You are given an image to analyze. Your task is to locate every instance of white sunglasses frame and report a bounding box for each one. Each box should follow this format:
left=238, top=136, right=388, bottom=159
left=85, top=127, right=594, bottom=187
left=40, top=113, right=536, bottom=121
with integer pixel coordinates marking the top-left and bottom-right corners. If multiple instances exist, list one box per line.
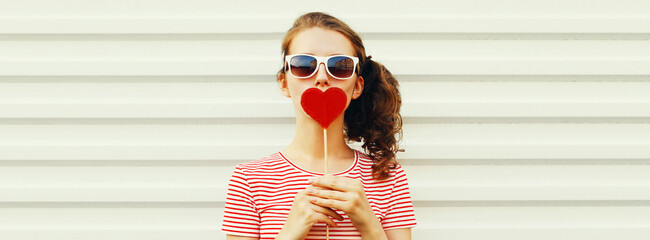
left=285, top=54, right=360, bottom=80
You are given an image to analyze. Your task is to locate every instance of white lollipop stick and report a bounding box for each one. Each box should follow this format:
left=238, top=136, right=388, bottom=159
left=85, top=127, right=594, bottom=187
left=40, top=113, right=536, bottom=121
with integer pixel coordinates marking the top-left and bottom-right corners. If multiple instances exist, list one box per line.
left=324, top=128, right=328, bottom=174
left=323, top=128, right=329, bottom=239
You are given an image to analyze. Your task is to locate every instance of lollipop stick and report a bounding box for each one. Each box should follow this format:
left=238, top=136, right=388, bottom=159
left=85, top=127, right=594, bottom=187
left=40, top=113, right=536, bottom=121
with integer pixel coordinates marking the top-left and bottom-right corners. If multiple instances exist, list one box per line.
left=323, top=128, right=328, bottom=174
left=323, top=128, right=329, bottom=239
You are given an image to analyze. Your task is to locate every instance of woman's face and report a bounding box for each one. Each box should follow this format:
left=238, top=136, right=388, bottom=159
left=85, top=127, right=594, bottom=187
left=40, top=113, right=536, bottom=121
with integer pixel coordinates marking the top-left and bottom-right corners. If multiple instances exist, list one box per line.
left=279, top=27, right=364, bottom=121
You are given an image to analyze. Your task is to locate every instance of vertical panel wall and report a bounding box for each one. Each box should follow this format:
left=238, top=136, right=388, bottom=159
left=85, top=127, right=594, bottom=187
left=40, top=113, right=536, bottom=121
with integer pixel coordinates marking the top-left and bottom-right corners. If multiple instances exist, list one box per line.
left=1, top=0, right=649, bottom=239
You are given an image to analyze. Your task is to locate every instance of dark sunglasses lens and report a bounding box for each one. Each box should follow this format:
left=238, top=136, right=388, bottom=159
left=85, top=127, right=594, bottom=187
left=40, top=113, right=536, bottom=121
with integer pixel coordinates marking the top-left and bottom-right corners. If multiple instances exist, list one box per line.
left=328, top=56, right=355, bottom=78
left=290, top=55, right=317, bottom=77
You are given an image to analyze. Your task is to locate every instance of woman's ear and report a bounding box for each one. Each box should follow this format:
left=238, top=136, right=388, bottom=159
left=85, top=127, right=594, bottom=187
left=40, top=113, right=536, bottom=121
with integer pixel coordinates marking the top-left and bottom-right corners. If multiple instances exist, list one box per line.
left=278, top=73, right=291, bottom=98
left=352, top=76, right=364, bottom=99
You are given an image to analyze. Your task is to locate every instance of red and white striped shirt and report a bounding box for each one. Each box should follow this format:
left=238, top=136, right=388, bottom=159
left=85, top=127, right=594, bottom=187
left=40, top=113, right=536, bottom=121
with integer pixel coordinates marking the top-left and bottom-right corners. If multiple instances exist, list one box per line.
left=222, top=150, right=417, bottom=239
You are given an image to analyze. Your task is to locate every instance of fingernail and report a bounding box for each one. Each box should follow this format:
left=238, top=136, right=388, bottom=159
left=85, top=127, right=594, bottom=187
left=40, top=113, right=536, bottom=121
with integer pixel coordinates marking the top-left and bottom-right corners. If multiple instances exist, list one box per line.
left=307, top=178, right=314, bottom=183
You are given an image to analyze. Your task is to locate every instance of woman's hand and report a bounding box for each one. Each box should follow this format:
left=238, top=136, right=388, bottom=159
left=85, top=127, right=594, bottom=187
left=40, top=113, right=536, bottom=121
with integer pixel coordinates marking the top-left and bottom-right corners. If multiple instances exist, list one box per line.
left=276, top=186, right=344, bottom=240
left=306, top=175, right=387, bottom=239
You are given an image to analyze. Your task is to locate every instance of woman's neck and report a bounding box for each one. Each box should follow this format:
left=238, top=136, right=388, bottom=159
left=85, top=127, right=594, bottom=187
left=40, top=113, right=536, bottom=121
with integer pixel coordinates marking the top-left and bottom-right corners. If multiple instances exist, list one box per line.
left=283, top=114, right=354, bottom=172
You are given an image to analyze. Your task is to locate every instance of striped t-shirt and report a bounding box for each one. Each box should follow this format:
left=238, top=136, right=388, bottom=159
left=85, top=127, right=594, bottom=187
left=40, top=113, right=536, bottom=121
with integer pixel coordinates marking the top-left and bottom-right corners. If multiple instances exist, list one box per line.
left=222, top=150, right=417, bottom=239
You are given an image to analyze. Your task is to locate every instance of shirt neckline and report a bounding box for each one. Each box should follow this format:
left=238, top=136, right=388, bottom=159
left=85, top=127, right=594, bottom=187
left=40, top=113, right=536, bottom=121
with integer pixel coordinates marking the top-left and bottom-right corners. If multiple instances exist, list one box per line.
left=278, top=150, right=359, bottom=176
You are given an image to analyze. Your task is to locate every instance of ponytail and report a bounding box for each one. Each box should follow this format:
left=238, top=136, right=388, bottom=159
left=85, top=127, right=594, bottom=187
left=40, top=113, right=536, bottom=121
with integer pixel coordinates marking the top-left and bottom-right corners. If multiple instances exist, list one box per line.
left=345, top=57, right=403, bottom=180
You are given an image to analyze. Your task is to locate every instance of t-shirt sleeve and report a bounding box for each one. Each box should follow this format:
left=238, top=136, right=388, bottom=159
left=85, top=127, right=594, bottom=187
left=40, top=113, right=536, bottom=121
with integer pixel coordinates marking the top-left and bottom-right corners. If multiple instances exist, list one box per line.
left=381, top=164, right=417, bottom=229
left=221, top=165, right=260, bottom=237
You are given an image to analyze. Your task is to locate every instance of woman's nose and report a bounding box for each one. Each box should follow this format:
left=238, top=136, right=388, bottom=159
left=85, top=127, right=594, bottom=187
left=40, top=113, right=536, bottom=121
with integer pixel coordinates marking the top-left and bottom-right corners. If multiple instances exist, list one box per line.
left=313, top=63, right=330, bottom=86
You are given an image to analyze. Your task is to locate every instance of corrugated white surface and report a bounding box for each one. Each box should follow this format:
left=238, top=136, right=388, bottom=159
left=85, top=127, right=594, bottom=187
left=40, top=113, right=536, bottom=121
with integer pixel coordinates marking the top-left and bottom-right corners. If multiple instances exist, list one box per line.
left=1, top=0, right=649, bottom=239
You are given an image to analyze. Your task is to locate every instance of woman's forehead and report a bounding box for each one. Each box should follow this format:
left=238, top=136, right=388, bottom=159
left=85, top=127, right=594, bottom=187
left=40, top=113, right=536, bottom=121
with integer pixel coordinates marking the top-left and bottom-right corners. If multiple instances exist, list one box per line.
left=288, top=27, right=355, bottom=56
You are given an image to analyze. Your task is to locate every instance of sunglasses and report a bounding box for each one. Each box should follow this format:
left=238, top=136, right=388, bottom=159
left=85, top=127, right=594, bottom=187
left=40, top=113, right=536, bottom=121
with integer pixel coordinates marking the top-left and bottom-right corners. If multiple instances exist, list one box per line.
left=285, top=54, right=359, bottom=80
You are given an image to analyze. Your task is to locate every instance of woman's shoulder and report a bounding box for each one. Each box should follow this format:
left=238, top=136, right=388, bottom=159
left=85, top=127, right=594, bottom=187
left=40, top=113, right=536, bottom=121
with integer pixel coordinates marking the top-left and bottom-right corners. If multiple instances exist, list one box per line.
left=233, top=151, right=287, bottom=172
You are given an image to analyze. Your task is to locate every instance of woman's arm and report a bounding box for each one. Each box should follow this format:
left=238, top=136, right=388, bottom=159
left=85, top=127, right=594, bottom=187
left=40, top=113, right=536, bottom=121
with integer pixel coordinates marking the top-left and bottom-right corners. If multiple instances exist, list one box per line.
left=226, top=235, right=259, bottom=240
left=385, top=228, right=412, bottom=240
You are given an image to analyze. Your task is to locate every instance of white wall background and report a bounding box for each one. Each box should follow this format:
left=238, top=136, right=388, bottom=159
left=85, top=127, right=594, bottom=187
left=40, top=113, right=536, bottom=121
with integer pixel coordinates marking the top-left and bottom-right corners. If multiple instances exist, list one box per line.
left=1, top=0, right=650, bottom=239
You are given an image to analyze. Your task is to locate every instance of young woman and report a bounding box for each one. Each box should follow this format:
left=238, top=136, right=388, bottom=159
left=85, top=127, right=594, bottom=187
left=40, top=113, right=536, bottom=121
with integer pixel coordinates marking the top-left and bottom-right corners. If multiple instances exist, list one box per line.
left=222, top=12, right=416, bottom=240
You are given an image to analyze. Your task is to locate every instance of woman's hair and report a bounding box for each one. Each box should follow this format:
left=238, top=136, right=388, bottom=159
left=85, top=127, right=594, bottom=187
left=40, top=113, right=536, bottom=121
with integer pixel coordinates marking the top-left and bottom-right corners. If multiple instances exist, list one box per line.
left=277, top=12, right=403, bottom=180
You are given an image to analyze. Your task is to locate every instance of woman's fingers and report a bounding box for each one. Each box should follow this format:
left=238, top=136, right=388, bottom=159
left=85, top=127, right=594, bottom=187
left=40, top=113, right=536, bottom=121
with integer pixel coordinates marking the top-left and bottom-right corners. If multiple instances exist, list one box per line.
left=307, top=176, right=370, bottom=215
left=294, top=189, right=344, bottom=227
left=307, top=186, right=347, bottom=201
left=315, top=214, right=338, bottom=228
left=311, top=204, right=344, bottom=221
left=309, top=175, right=363, bottom=192
left=310, top=196, right=345, bottom=211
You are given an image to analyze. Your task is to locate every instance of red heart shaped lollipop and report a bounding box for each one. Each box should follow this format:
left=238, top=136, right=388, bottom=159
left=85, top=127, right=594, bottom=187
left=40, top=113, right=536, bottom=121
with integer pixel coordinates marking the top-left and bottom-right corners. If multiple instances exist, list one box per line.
left=300, top=87, right=347, bottom=129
